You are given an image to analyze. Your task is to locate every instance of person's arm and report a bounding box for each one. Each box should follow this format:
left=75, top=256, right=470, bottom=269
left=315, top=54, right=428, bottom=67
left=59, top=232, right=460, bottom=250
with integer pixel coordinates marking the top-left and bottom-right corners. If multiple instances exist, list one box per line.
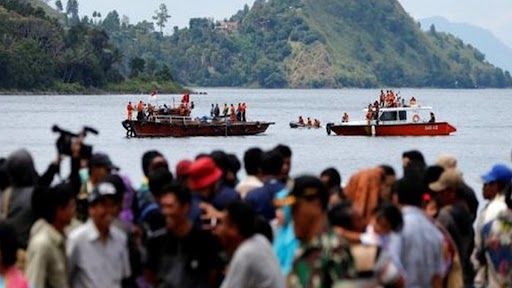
left=38, top=155, right=61, bottom=187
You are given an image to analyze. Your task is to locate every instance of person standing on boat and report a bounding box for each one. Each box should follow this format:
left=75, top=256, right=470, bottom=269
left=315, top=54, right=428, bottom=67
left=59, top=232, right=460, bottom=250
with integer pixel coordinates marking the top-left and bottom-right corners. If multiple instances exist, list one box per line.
left=210, top=104, right=215, bottom=117
left=306, top=117, right=312, bottom=127
left=380, top=90, right=385, bottom=107
left=214, top=104, right=220, bottom=118
left=241, top=103, right=247, bottom=122
left=429, top=112, right=436, bottom=123
left=236, top=103, right=242, bottom=121
left=223, top=104, right=229, bottom=117
left=229, top=104, right=236, bottom=122
left=126, top=102, right=134, bottom=120
left=137, top=100, right=144, bottom=121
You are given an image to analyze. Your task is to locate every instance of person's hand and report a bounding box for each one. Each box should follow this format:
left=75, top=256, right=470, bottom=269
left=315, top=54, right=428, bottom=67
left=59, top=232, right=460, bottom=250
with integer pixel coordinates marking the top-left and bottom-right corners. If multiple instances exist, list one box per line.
left=199, top=202, right=224, bottom=230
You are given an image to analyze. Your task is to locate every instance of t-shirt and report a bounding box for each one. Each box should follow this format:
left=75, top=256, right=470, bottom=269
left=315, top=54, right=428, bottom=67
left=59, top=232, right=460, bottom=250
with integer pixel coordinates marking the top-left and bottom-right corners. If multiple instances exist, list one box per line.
left=221, top=234, right=284, bottom=288
left=245, top=179, right=285, bottom=221
left=146, top=228, right=224, bottom=288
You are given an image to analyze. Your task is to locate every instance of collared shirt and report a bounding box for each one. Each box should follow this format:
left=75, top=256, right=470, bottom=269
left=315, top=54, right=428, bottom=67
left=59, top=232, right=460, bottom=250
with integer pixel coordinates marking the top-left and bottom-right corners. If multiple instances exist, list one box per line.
left=26, top=219, right=69, bottom=288
left=236, top=175, right=263, bottom=198
left=395, top=206, right=444, bottom=288
left=287, top=228, right=356, bottom=288
left=221, top=234, right=284, bottom=288
left=67, top=220, right=131, bottom=288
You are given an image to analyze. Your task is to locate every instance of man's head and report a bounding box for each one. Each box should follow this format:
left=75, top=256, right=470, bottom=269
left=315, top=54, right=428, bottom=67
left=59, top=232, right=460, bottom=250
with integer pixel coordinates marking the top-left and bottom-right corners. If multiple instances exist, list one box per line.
left=187, top=157, right=222, bottom=199
left=402, top=150, right=425, bottom=169
left=290, top=176, right=329, bottom=241
left=88, top=182, right=120, bottom=235
left=261, top=150, right=284, bottom=178
left=32, top=183, right=76, bottom=228
left=148, top=168, right=174, bottom=201
left=393, top=177, right=424, bottom=207
left=320, top=168, right=342, bottom=205
left=429, top=169, right=462, bottom=207
left=159, top=182, right=191, bottom=233
left=273, top=145, right=292, bottom=182
left=88, top=153, right=118, bottom=184
left=244, top=147, right=263, bottom=177
left=481, top=164, right=512, bottom=200
left=379, top=165, right=396, bottom=201
left=210, top=151, right=240, bottom=188
left=141, top=150, right=167, bottom=177
left=214, top=201, right=256, bottom=256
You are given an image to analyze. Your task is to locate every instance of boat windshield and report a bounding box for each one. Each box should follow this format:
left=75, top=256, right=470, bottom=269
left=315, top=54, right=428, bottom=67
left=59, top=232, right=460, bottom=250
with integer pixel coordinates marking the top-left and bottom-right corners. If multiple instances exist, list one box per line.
left=379, top=110, right=407, bottom=121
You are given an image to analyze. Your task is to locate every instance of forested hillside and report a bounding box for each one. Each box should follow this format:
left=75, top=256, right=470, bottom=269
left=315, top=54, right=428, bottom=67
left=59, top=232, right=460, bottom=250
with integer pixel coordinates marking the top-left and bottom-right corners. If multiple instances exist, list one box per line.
left=106, top=0, right=512, bottom=88
left=0, top=0, right=181, bottom=93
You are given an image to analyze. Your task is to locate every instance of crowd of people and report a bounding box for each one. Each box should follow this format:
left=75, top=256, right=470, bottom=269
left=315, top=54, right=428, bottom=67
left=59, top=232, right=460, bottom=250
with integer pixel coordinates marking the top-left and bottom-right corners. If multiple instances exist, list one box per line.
left=0, top=137, right=511, bottom=288
left=126, top=93, right=194, bottom=121
left=210, top=103, right=248, bottom=122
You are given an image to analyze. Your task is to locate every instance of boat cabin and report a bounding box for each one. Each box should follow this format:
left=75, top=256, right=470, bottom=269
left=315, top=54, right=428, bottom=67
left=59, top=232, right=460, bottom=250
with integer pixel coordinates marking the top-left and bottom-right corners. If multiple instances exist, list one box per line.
left=365, top=106, right=434, bottom=124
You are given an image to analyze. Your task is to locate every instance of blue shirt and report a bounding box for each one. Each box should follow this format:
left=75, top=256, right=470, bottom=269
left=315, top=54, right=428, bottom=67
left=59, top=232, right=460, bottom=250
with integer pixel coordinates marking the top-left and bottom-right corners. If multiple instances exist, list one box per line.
left=393, top=206, right=444, bottom=288
left=245, top=179, right=285, bottom=221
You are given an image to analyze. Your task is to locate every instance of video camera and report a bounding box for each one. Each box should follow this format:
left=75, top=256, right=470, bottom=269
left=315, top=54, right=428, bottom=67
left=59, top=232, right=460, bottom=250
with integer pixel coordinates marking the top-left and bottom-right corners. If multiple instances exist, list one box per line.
left=52, top=125, right=99, bottom=159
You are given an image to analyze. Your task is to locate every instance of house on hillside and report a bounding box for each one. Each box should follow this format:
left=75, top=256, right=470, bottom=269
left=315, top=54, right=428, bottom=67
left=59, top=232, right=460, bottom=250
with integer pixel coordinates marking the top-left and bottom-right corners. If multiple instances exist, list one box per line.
left=216, top=20, right=239, bottom=33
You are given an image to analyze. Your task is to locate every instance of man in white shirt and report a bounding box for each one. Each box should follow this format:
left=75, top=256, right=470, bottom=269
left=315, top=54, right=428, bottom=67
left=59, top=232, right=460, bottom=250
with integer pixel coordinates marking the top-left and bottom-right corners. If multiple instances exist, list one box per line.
left=236, top=148, right=264, bottom=198
left=67, top=182, right=130, bottom=288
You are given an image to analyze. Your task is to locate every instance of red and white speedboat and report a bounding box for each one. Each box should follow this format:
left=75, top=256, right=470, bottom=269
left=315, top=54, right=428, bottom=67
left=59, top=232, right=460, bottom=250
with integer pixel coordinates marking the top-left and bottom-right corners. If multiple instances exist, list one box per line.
left=326, top=106, right=456, bottom=136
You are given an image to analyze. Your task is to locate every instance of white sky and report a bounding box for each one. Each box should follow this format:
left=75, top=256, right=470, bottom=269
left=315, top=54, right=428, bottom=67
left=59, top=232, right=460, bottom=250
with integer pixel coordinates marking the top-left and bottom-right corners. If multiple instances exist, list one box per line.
left=75, top=0, right=512, bottom=47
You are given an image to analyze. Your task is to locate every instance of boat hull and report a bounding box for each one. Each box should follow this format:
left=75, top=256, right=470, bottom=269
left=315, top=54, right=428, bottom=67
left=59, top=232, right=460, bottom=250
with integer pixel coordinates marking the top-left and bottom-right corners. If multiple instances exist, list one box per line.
left=328, top=122, right=456, bottom=136
left=122, top=120, right=274, bottom=137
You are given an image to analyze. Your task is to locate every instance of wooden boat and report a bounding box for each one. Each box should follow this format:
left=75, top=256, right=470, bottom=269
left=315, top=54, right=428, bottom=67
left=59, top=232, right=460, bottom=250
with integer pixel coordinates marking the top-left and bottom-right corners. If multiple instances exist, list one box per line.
left=326, top=106, right=456, bottom=136
left=122, top=116, right=274, bottom=138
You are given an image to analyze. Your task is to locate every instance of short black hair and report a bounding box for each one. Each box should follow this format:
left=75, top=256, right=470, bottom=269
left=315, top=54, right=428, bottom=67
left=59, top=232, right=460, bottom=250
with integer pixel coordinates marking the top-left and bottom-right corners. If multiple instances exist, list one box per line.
left=142, top=150, right=164, bottom=177
left=226, top=154, right=241, bottom=174
left=244, top=148, right=263, bottom=176
left=148, top=168, right=174, bottom=199
left=379, top=165, right=396, bottom=177
left=274, top=144, right=292, bottom=159
left=373, top=203, right=403, bottom=232
left=402, top=150, right=426, bottom=166
left=393, top=177, right=424, bottom=207
left=292, top=175, right=329, bottom=211
left=320, top=167, right=341, bottom=189
left=424, top=165, right=444, bottom=186
left=328, top=200, right=354, bottom=230
left=160, top=182, right=191, bottom=205
left=0, top=222, right=19, bottom=267
left=32, top=183, right=75, bottom=223
left=261, top=150, right=283, bottom=176
left=226, top=201, right=256, bottom=238
left=210, top=150, right=229, bottom=172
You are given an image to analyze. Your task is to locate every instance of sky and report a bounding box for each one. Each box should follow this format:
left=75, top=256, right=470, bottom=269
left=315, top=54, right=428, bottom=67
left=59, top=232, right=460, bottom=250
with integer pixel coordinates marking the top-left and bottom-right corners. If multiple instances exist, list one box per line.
left=75, top=0, right=512, bottom=47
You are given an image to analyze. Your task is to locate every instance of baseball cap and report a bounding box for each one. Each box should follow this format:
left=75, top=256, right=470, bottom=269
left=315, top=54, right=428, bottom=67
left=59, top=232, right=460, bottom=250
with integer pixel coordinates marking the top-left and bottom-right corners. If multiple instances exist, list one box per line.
left=176, top=159, right=193, bottom=177
left=481, top=164, right=512, bottom=184
left=88, top=182, right=118, bottom=203
left=436, top=154, right=457, bottom=170
left=187, top=157, right=222, bottom=190
left=89, top=153, right=119, bottom=170
left=429, top=169, right=462, bottom=192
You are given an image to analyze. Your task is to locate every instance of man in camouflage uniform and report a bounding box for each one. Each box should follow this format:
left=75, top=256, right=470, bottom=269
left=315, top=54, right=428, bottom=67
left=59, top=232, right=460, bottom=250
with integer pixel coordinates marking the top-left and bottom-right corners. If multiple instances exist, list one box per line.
left=286, top=176, right=356, bottom=288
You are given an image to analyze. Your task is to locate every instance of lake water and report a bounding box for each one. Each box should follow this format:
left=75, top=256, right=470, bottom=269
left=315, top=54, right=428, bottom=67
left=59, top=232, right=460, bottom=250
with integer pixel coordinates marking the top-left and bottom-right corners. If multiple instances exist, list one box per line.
left=1, top=88, right=511, bottom=202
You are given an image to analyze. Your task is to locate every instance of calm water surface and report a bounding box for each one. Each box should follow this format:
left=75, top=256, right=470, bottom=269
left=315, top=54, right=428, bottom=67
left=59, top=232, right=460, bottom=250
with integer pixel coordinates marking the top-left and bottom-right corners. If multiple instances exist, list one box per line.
left=1, top=89, right=511, bottom=202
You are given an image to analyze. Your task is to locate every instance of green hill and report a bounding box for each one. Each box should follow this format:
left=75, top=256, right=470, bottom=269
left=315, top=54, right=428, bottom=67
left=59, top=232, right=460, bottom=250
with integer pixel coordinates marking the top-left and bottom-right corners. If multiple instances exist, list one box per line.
left=0, top=0, right=182, bottom=93
left=119, top=0, right=509, bottom=88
